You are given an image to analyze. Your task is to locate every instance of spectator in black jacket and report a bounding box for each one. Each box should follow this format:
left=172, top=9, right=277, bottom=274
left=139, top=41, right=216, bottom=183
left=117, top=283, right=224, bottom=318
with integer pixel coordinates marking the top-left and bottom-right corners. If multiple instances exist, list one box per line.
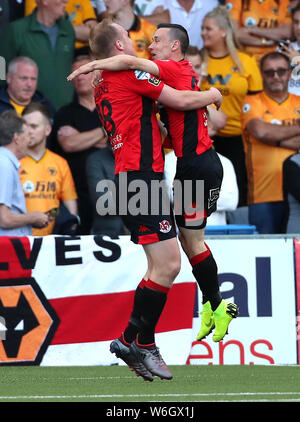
left=0, top=56, right=55, bottom=119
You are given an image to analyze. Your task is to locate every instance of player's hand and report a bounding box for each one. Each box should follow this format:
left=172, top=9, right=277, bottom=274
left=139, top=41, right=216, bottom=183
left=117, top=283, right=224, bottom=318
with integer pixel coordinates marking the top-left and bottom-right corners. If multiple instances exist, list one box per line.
left=92, top=70, right=102, bottom=88
left=67, top=62, right=95, bottom=81
left=209, top=87, right=222, bottom=110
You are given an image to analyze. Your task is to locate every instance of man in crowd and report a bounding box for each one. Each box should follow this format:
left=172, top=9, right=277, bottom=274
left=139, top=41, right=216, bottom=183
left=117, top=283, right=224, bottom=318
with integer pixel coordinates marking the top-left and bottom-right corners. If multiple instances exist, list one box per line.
left=0, top=0, right=75, bottom=110
left=0, top=110, right=50, bottom=236
left=242, top=51, right=300, bottom=233
left=0, top=56, right=55, bottom=118
left=20, top=103, right=78, bottom=236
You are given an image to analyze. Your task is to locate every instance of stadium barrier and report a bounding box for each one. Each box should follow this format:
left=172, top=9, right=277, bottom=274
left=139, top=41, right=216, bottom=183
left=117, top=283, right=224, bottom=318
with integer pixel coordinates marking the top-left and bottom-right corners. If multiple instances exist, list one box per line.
left=0, top=234, right=298, bottom=366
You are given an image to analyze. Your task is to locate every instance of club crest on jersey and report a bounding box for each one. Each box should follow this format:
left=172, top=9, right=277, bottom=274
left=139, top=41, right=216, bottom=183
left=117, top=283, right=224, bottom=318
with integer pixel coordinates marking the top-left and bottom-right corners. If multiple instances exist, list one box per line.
left=159, top=220, right=172, bottom=233
left=48, top=167, right=57, bottom=176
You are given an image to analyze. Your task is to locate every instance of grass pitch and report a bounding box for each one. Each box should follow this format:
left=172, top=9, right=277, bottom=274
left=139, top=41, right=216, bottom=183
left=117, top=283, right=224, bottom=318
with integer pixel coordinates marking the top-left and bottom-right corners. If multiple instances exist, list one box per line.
left=0, top=364, right=299, bottom=402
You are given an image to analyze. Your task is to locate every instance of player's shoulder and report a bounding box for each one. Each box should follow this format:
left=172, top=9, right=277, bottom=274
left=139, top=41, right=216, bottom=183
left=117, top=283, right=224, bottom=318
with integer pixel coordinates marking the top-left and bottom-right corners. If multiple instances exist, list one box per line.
left=156, top=58, right=191, bottom=72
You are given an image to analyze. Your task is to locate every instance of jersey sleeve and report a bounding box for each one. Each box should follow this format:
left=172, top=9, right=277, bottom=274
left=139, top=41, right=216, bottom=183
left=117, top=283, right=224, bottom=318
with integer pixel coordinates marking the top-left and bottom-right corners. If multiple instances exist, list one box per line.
left=241, top=95, right=264, bottom=130
left=154, top=60, right=177, bottom=84
left=128, top=70, right=164, bottom=100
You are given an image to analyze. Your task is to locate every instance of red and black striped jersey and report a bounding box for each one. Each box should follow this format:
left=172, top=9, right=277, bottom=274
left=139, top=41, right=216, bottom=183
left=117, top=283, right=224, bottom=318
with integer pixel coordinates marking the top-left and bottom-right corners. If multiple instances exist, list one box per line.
left=94, top=69, right=165, bottom=174
left=155, top=59, right=213, bottom=158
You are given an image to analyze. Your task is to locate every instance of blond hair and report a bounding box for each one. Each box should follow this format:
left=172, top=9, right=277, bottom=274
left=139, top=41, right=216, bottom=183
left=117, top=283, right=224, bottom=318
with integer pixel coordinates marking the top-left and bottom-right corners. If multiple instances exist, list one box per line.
left=89, top=19, right=119, bottom=59
left=202, top=6, right=244, bottom=74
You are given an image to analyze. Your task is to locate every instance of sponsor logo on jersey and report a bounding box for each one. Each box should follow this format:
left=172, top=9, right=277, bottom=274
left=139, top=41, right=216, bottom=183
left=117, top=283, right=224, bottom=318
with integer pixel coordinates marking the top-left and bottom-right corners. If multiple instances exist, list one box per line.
left=270, top=119, right=282, bottom=125
left=135, top=70, right=150, bottom=80
left=134, top=70, right=161, bottom=87
left=243, top=103, right=251, bottom=113
left=245, top=17, right=257, bottom=27
left=23, top=180, right=35, bottom=193
left=207, top=74, right=232, bottom=85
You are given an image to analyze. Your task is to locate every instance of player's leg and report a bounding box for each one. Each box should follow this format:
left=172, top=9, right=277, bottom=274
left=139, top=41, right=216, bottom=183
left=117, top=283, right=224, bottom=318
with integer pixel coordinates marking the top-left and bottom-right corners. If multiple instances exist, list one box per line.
left=179, top=225, right=238, bottom=342
left=111, top=171, right=179, bottom=379
left=175, top=149, right=238, bottom=341
left=178, top=226, right=219, bottom=340
left=128, top=237, right=180, bottom=380
left=121, top=236, right=180, bottom=345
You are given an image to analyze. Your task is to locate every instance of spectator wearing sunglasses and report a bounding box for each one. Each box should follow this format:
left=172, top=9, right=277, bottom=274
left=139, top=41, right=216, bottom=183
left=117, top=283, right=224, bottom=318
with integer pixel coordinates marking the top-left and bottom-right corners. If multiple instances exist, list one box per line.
left=241, top=51, right=300, bottom=234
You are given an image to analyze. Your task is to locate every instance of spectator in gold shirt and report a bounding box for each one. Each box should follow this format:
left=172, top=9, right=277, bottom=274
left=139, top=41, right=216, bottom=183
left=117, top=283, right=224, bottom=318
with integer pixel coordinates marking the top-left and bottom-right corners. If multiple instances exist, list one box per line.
left=20, top=103, right=78, bottom=236
left=242, top=51, right=300, bottom=233
left=200, top=5, right=263, bottom=209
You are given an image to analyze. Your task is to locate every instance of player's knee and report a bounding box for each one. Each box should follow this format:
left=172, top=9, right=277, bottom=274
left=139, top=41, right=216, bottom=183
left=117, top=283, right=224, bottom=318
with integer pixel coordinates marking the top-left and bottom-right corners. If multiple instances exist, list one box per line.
left=165, top=250, right=181, bottom=281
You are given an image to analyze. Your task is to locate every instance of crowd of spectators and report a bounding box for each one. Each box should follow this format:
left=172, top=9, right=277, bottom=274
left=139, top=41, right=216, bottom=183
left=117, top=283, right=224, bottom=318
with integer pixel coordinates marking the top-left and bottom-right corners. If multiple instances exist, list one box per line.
left=0, top=0, right=300, bottom=236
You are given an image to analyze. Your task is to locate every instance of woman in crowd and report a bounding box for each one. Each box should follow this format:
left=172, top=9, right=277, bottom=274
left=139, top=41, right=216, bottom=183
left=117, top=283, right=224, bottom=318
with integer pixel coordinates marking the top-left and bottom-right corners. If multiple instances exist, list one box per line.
left=200, top=6, right=263, bottom=210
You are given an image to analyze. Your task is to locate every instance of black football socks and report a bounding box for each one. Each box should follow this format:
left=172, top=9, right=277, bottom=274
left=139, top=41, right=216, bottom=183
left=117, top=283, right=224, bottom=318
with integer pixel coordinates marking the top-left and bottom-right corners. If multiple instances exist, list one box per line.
left=190, top=243, right=222, bottom=311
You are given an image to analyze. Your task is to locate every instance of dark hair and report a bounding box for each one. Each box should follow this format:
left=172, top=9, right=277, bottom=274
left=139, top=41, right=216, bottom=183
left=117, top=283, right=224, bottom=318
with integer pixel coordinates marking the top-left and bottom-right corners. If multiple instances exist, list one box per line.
left=157, top=23, right=190, bottom=54
left=22, top=102, right=51, bottom=124
left=186, top=45, right=202, bottom=57
left=260, top=51, right=291, bottom=70
left=0, top=110, right=25, bottom=146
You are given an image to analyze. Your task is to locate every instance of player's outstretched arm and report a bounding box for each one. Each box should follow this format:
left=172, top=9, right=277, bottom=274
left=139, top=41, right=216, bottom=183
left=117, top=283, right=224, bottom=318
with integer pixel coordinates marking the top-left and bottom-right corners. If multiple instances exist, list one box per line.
left=67, top=55, right=159, bottom=81
left=159, top=86, right=222, bottom=111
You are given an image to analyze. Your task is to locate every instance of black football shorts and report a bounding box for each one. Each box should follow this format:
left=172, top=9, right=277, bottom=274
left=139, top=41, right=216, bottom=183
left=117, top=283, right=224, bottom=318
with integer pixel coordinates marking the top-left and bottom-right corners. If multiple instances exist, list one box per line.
left=173, top=148, right=223, bottom=230
left=115, top=171, right=176, bottom=244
